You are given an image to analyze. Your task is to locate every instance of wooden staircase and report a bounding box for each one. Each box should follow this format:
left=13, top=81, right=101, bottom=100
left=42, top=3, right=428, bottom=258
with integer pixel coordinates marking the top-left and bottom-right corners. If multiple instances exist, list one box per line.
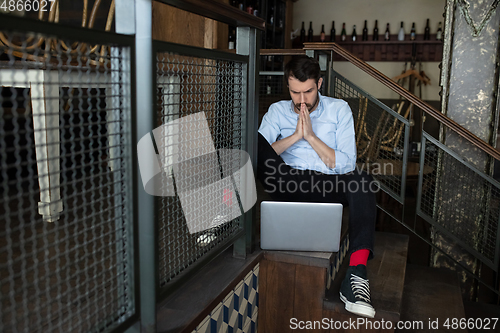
left=259, top=231, right=473, bottom=332
left=397, top=264, right=467, bottom=332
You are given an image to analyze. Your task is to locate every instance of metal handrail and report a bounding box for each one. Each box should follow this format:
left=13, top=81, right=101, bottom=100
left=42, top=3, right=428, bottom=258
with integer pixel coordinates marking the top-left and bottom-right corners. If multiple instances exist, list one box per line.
left=260, top=43, right=500, bottom=161
left=260, top=49, right=306, bottom=56
left=302, top=42, right=500, bottom=161
left=259, top=43, right=500, bottom=296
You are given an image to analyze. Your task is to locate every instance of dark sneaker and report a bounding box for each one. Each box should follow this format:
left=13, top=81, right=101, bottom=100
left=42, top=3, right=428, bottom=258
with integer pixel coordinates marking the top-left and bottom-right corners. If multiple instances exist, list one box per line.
left=339, top=264, right=376, bottom=318
left=196, top=214, right=229, bottom=247
left=196, top=229, right=217, bottom=247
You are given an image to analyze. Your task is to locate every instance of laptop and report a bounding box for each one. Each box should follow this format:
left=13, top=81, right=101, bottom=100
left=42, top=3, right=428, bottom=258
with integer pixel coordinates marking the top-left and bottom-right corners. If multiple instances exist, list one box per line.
left=260, top=201, right=343, bottom=252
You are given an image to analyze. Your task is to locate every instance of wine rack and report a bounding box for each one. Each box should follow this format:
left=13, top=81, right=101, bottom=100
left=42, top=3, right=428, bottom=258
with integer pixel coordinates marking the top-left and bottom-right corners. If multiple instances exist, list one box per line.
left=261, top=0, right=288, bottom=71
left=293, top=34, right=443, bottom=62
left=230, top=0, right=290, bottom=71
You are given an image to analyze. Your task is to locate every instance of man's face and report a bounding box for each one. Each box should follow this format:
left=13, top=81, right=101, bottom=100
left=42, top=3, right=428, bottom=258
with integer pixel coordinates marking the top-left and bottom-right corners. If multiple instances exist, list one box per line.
left=288, top=76, right=323, bottom=113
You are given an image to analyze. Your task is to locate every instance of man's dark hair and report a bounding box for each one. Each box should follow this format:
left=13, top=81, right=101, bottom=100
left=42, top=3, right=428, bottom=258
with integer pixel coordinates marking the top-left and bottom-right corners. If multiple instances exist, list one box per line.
left=284, top=55, right=321, bottom=84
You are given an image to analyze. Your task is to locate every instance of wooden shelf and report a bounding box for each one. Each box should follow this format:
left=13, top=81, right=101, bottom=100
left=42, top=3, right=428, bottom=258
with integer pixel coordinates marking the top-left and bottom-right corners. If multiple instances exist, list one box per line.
left=336, top=39, right=443, bottom=45
left=260, top=49, right=306, bottom=56
left=259, top=0, right=291, bottom=71
left=292, top=34, right=443, bottom=62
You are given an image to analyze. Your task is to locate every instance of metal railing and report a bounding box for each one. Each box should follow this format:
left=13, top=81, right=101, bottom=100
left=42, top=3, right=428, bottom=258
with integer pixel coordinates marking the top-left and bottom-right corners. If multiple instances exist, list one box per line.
left=135, top=0, right=263, bottom=331
left=0, top=14, right=137, bottom=333
left=417, top=133, right=500, bottom=272
left=320, top=42, right=500, bottom=295
left=302, top=42, right=500, bottom=161
left=329, top=70, right=411, bottom=204
left=258, top=65, right=411, bottom=223
left=0, top=0, right=263, bottom=331
left=261, top=42, right=500, bottom=296
left=153, top=42, right=250, bottom=295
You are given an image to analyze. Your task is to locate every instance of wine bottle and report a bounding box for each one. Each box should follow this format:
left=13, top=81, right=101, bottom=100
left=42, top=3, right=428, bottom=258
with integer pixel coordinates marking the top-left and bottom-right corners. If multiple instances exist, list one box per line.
left=308, top=21, right=313, bottom=42
left=230, top=0, right=237, bottom=8
left=362, top=20, right=368, bottom=41
left=398, top=22, right=405, bottom=41
left=300, top=21, right=306, bottom=43
left=341, top=23, right=347, bottom=41
left=320, top=24, right=326, bottom=42
left=410, top=22, right=416, bottom=40
left=330, top=21, right=336, bottom=42
left=238, top=1, right=244, bottom=10
left=269, top=5, right=274, bottom=25
left=436, top=21, right=442, bottom=40
left=228, top=28, right=235, bottom=50
left=424, top=19, right=431, bottom=40
left=352, top=25, right=357, bottom=41
left=253, top=1, right=259, bottom=17
left=373, top=20, right=379, bottom=41
left=384, top=23, right=390, bottom=41
left=246, top=1, right=253, bottom=15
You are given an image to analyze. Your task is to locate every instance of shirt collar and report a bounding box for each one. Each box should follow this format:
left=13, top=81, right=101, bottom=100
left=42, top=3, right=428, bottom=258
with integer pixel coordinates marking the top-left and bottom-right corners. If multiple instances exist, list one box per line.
left=312, top=92, right=324, bottom=118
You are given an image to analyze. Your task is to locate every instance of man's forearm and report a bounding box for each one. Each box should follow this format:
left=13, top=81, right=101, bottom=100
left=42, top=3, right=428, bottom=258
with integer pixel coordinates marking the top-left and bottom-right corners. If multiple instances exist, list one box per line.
left=271, top=133, right=301, bottom=155
left=306, top=135, right=336, bottom=169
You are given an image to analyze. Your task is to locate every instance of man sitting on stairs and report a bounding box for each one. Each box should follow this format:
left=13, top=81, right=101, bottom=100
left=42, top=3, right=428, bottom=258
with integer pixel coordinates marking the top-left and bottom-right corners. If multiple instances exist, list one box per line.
left=257, top=55, right=377, bottom=318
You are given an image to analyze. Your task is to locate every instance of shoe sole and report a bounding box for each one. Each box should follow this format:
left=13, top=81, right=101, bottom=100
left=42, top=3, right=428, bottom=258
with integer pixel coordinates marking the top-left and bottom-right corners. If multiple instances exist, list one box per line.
left=340, top=292, right=376, bottom=318
left=196, top=233, right=217, bottom=247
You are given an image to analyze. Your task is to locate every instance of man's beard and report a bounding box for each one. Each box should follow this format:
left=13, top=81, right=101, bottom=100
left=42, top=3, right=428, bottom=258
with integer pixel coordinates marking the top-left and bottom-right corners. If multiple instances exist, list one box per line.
left=294, top=93, right=319, bottom=113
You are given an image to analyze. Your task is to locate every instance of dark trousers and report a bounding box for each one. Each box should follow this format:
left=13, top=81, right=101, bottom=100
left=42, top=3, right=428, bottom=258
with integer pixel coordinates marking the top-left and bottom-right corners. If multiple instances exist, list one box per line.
left=257, top=133, right=376, bottom=258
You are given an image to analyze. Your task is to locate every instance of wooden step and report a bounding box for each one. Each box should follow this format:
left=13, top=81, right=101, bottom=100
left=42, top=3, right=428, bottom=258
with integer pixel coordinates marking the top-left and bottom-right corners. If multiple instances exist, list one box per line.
left=323, top=232, right=410, bottom=323
left=398, top=264, right=467, bottom=333
left=463, top=301, right=500, bottom=333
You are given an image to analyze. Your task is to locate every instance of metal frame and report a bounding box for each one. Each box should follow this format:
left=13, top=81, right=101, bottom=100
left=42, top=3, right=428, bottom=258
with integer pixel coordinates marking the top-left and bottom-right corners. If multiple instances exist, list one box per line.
left=294, top=36, right=500, bottom=297
left=411, top=134, right=500, bottom=295
left=423, top=133, right=500, bottom=189
left=329, top=70, right=411, bottom=125
left=133, top=0, right=158, bottom=332
left=235, top=26, right=259, bottom=257
left=0, top=1, right=261, bottom=331
left=259, top=71, right=285, bottom=76
left=0, top=10, right=140, bottom=333
left=329, top=68, right=411, bottom=205
left=416, top=132, right=500, bottom=271
left=0, top=13, right=135, bottom=47
left=151, top=34, right=255, bottom=297
left=139, top=1, right=260, bottom=330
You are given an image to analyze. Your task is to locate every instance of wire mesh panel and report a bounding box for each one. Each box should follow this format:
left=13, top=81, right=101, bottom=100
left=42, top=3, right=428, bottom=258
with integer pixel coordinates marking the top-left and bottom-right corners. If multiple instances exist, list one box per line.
left=258, top=72, right=288, bottom=121
left=156, top=51, right=247, bottom=287
left=330, top=70, right=410, bottom=202
left=0, top=28, right=135, bottom=332
left=417, top=133, right=500, bottom=270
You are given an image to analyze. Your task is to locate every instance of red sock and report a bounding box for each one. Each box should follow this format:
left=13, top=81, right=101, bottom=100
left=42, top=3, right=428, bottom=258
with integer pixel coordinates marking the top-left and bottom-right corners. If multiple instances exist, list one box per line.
left=349, top=249, right=370, bottom=266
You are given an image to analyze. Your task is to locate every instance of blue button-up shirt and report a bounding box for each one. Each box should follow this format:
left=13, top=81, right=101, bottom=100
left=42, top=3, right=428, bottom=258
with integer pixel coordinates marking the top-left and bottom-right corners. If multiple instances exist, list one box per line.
left=258, top=93, right=356, bottom=175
